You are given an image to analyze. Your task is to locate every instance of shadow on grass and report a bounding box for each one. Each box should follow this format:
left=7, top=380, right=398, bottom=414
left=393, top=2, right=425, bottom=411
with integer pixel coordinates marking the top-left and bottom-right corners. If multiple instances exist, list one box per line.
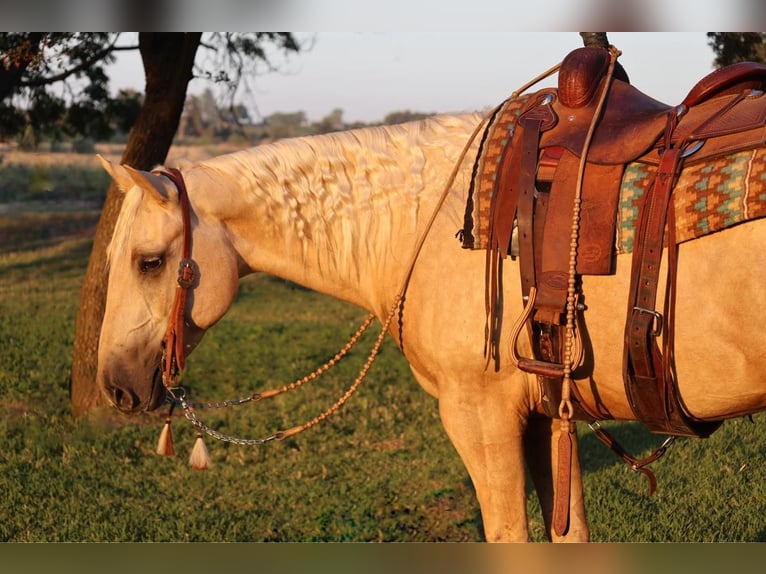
left=1, top=238, right=92, bottom=280
left=0, top=211, right=100, bottom=253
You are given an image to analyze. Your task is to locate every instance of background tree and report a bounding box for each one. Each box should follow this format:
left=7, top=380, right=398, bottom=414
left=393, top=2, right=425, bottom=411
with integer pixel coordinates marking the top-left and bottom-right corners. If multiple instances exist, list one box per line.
left=262, top=110, right=309, bottom=140
left=382, top=110, right=435, bottom=126
left=178, top=87, right=253, bottom=142
left=1, top=32, right=301, bottom=417
left=1, top=33, right=141, bottom=144
left=312, top=107, right=345, bottom=133
left=707, top=33, right=766, bottom=66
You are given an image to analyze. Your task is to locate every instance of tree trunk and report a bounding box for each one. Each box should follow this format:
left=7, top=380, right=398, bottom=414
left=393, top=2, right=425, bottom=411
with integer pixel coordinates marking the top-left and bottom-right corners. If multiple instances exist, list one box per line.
left=69, top=33, right=202, bottom=418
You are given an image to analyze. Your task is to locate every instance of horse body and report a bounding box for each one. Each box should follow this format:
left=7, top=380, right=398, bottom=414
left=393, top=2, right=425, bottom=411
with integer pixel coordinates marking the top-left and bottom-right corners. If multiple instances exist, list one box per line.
left=97, top=112, right=766, bottom=541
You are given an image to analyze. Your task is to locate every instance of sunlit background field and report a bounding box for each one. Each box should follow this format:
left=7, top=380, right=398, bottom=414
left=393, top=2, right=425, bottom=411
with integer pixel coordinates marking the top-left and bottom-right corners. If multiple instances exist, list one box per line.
left=1, top=149, right=765, bottom=542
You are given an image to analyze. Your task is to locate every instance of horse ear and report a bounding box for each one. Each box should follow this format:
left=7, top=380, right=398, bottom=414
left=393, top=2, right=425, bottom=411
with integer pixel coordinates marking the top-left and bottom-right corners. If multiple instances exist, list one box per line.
left=97, top=154, right=136, bottom=193
left=96, top=154, right=176, bottom=204
left=122, top=165, right=176, bottom=204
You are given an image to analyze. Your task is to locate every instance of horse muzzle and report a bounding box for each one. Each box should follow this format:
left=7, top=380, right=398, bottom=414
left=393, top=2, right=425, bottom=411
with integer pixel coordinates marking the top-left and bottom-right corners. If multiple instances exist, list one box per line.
left=101, top=365, right=167, bottom=414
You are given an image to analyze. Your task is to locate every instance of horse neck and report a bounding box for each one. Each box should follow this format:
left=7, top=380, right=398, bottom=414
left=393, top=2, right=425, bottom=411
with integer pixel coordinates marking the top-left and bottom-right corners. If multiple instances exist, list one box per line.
left=191, top=115, right=480, bottom=313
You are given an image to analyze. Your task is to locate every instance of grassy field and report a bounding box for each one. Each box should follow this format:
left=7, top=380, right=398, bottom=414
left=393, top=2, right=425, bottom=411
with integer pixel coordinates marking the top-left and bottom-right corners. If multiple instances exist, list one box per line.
left=1, top=153, right=765, bottom=542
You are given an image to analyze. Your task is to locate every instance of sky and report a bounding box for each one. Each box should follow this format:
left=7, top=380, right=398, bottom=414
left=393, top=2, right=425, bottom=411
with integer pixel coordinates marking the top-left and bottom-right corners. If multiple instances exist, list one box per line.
left=5, top=1, right=762, bottom=125
left=4, top=0, right=763, bottom=35
left=107, top=32, right=721, bottom=125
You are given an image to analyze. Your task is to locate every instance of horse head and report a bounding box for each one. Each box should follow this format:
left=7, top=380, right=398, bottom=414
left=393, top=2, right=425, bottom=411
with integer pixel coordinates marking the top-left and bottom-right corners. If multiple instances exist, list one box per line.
left=96, top=157, right=242, bottom=413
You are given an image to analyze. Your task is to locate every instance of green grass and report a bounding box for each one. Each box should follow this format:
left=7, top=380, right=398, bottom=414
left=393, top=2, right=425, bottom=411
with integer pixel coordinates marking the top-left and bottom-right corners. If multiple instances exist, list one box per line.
left=0, top=224, right=481, bottom=542
left=1, top=200, right=765, bottom=542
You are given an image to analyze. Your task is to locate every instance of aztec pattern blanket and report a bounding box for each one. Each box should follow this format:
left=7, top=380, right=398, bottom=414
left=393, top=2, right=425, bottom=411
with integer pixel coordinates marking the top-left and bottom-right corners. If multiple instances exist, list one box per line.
left=460, top=96, right=766, bottom=256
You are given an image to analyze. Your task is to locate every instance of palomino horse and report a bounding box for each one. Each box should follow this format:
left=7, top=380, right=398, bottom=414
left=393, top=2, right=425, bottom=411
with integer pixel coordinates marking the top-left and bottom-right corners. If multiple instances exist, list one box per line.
left=96, top=106, right=766, bottom=541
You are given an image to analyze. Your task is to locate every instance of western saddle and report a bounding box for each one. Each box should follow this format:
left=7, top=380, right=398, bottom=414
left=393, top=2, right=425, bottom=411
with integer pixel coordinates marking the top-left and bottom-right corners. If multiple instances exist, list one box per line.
left=481, top=46, right=766, bottom=439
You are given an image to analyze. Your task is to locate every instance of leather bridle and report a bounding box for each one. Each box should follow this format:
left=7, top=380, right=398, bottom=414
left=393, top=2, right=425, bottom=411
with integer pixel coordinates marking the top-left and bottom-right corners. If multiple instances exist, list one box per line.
left=155, top=167, right=195, bottom=390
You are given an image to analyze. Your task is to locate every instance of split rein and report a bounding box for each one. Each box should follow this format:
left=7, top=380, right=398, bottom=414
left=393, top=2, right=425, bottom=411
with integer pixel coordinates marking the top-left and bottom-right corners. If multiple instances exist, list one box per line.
left=153, top=132, right=482, bottom=465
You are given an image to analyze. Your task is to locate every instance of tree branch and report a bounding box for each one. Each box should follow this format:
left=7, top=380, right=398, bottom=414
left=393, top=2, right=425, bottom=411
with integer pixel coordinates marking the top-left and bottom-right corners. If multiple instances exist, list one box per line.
left=18, top=35, right=130, bottom=89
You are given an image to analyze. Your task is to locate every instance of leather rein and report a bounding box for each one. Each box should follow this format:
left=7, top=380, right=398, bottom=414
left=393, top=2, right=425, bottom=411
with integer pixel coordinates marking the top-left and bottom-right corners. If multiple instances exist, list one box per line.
left=155, top=167, right=393, bottom=444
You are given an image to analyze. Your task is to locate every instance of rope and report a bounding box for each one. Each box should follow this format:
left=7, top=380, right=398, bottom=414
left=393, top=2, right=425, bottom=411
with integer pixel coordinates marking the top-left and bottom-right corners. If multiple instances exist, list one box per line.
left=167, top=300, right=397, bottom=445
left=559, top=46, right=622, bottom=423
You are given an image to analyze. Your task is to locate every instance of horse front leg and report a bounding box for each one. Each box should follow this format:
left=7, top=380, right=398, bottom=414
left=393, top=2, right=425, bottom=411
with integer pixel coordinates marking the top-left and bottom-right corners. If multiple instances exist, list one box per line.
left=523, top=415, right=589, bottom=542
left=435, top=382, right=532, bottom=542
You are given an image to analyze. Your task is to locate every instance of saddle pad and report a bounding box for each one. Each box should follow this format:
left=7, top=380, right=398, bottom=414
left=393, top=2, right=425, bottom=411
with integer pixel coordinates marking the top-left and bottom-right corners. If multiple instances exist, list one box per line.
left=617, top=146, right=766, bottom=254
left=460, top=95, right=532, bottom=250
left=462, top=143, right=766, bottom=256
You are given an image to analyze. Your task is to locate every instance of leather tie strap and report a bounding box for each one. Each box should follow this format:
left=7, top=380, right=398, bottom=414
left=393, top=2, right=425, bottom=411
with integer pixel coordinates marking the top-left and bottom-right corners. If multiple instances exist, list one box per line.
left=552, top=420, right=574, bottom=536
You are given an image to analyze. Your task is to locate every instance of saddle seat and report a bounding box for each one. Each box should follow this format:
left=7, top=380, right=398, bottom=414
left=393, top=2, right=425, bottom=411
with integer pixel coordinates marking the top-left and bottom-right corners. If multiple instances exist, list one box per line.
left=532, top=50, right=766, bottom=169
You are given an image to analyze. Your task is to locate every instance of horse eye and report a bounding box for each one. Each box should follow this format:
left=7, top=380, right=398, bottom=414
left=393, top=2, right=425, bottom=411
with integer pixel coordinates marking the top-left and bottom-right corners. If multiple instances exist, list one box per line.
left=139, top=256, right=164, bottom=274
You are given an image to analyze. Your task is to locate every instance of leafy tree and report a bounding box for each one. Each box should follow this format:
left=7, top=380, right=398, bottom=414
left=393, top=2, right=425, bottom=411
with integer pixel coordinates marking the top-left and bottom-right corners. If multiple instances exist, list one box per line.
left=263, top=110, right=309, bottom=140
left=1, top=32, right=301, bottom=417
left=179, top=88, right=253, bottom=142
left=707, top=33, right=766, bottom=66
left=1, top=33, right=139, bottom=143
left=312, top=108, right=345, bottom=134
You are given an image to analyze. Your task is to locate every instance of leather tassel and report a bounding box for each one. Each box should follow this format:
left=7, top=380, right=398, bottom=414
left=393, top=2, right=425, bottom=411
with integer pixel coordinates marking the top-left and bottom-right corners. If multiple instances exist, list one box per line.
left=552, top=420, right=574, bottom=537
left=156, top=417, right=175, bottom=456
left=189, top=432, right=212, bottom=470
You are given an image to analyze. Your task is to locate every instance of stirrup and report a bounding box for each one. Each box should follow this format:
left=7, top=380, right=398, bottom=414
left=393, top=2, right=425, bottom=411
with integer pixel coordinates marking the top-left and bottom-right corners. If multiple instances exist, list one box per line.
left=509, top=286, right=584, bottom=377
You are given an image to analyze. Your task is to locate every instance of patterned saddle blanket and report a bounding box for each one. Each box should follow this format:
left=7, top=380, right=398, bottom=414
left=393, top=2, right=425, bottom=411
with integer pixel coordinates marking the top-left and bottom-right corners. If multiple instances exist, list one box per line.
left=460, top=94, right=766, bottom=257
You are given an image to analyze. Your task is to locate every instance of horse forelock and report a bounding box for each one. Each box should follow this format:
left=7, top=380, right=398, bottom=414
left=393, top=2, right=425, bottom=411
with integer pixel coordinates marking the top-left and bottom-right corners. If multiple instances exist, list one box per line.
left=106, top=186, right=145, bottom=271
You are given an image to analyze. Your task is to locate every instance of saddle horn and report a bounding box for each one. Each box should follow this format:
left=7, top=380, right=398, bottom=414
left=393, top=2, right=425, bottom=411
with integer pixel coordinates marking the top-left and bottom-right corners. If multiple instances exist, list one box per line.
left=578, top=32, right=630, bottom=84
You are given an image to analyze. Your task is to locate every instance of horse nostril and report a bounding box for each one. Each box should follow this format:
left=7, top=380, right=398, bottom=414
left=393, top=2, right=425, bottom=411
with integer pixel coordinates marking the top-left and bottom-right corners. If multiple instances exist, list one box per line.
left=108, top=384, right=140, bottom=413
